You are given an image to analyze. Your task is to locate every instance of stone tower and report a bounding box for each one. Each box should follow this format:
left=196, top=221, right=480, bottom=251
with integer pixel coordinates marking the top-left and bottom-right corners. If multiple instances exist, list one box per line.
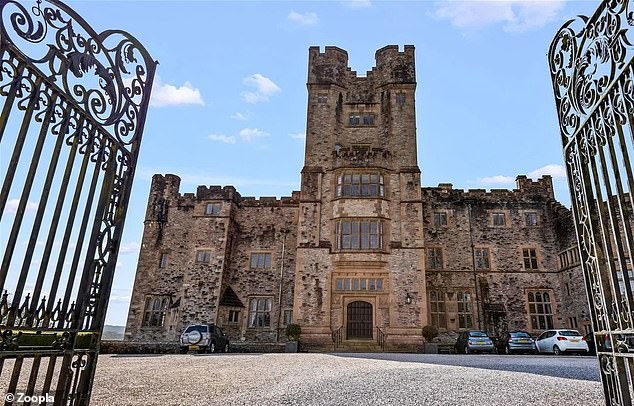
left=294, top=45, right=426, bottom=350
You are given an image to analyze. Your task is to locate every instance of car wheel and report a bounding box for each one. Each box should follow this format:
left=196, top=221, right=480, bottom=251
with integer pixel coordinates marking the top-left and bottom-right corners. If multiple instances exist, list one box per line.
left=553, top=345, right=561, bottom=356
left=224, top=343, right=229, bottom=353
left=210, top=341, right=216, bottom=353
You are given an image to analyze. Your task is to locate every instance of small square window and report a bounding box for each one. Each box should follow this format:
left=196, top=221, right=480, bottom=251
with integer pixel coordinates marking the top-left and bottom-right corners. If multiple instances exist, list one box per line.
left=525, top=212, right=538, bottom=226
left=196, top=250, right=211, bottom=263
left=159, top=253, right=168, bottom=269
left=205, top=203, right=221, bottom=215
left=317, top=94, right=327, bottom=103
left=396, top=92, right=406, bottom=106
left=228, top=310, right=240, bottom=324
left=434, top=212, right=447, bottom=227
left=492, top=212, right=506, bottom=226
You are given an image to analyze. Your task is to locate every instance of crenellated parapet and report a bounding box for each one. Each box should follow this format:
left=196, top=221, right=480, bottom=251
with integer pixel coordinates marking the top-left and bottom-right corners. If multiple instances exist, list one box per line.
left=422, top=176, right=558, bottom=203
left=307, top=45, right=416, bottom=90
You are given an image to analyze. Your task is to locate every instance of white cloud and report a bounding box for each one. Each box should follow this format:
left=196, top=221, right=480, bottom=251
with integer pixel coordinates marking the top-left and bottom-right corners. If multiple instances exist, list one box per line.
left=207, top=128, right=268, bottom=144
left=239, top=128, right=269, bottom=142
left=528, top=164, right=566, bottom=179
left=119, top=241, right=140, bottom=255
left=5, top=199, right=38, bottom=214
left=230, top=112, right=250, bottom=121
left=477, top=163, right=567, bottom=186
left=208, top=134, right=237, bottom=144
left=242, top=74, right=281, bottom=104
left=289, top=133, right=305, bottom=140
left=343, top=0, right=372, bottom=8
left=478, top=175, right=515, bottom=185
left=287, top=11, right=319, bottom=26
left=434, top=0, right=566, bottom=32
left=150, top=76, right=205, bottom=107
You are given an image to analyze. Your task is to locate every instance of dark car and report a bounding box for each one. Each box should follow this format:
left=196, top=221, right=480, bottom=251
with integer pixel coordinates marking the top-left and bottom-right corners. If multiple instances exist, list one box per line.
left=454, top=330, right=495, bottom=354
left=498, top=331, right=536, bottom=355
left=179, top=324, right=230, bottom=354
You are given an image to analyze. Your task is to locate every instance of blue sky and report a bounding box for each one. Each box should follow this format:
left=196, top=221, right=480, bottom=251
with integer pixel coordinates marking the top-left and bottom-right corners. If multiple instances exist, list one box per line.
left=1, top=0, right=600, bottom=326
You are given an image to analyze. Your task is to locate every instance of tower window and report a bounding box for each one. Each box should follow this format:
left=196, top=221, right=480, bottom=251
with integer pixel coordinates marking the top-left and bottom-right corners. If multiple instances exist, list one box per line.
left=196, top=250, right=212, bottom=263
left=317, top=93, right=328, bottom=103
left=396, top=92, right=406, bottom=106
left=348, top=112, right=375, bottom=126
left=433, top=212, right=447, bottom=227
left=337, top=173, right=384, bottom=197
left=336, top=219, right=384, bottom=250
left=250, top=253, right=272, bottom=269
left=205, top=203, right=221, bottom=215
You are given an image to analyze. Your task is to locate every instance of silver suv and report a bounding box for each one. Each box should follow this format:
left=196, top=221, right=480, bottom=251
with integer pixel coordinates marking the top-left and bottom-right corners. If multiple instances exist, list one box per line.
left=179, top=324, right=230, bottom=353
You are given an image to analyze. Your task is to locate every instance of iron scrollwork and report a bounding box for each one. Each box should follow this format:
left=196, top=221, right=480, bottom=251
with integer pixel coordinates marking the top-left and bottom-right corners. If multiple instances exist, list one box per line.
left=550, top=1, right=634, bottom=405
left=0, top=0, right=156, bottom=404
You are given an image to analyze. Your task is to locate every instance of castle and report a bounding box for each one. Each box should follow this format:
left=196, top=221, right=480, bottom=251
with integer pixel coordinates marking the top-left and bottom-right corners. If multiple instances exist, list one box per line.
left=124, top=46, right=587, bottom=351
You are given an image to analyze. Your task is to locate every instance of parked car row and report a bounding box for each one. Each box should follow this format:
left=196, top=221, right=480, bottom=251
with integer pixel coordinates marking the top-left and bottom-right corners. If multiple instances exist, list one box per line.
left=454, top=329, right=590, bottom=355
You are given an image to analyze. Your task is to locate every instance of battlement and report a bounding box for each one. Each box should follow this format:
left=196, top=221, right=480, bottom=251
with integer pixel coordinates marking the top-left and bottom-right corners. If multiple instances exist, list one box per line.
left=308, top=45, right=415, bottom=87
left=148, top=174, right=299, bottom=208
left=422, top=176, right=556, bottom=202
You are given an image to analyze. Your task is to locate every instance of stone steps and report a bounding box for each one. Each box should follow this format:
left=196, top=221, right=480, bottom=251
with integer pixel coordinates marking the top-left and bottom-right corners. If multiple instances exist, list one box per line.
left=336, top=340, right=384, bottom=353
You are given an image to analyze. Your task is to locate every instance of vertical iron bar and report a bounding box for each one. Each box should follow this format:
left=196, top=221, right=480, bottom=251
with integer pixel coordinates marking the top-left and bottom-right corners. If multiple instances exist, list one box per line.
left=0, top=74, right=43, bottom=220
left=56, top=133, right=105, bottom=327
left=25, top=354, right=42, bottom=404
left=72, top=143, right=118, bottom=331
left=41, top=354, right=57, bottom=403
left=0, top=58, right=27, bottom=142
left=4, top=92, right=60, bottom=326
left=45, top=128, right=95, bottom=315
left=6, top=356, right=23, bottom=406
left=30, top=116, right=84, bottom=322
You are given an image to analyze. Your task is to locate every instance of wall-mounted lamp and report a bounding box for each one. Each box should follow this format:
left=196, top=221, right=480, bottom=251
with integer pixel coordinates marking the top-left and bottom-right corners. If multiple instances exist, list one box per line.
left=405, top=293, right=412, bottom=305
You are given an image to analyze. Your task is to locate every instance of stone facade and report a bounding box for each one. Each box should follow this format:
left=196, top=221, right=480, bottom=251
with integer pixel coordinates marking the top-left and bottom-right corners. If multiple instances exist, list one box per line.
left=124, top=45, right=589, bottom=351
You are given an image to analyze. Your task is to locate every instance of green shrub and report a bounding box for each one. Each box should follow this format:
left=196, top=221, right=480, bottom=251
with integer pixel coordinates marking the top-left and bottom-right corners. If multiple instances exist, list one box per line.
left=422, top=325, right=439, bottom=342
left=286, top=324, right=301, bottom=341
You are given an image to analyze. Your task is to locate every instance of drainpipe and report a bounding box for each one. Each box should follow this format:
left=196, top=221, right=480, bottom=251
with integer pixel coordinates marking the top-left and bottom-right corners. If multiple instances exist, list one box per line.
left=468, top=204, right=482, bottom=331
left=276, top=229, right=287, bottom=341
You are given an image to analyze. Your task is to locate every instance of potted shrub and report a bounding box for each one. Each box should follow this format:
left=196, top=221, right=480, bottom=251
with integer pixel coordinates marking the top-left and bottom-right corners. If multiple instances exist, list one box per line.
left=422, top=325, right=439, bottom=354
left=285, top=323, right=301, bottom=353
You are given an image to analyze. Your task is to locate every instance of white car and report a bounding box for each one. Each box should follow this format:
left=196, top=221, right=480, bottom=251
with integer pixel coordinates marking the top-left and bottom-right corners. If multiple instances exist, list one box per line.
left=535, top=329, right=589, bottom=355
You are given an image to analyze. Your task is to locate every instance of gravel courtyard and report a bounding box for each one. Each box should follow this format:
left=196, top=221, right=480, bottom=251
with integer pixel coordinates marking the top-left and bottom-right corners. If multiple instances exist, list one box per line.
left=91, top=353, right=604, bottom=405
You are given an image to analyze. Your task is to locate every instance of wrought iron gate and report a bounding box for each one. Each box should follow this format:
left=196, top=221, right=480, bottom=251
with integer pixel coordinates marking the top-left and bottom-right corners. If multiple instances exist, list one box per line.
left=550, top=1, right=634, bottom=404
left=0, top=0, right=156, bottom=404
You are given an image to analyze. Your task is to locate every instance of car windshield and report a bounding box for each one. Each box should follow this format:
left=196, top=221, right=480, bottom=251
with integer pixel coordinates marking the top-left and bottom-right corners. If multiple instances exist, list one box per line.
left=469, top=331, right=488, bottom=337
left=510, top=332, right=531, bottom=338
left=559, top=330, right=581, bottom=337
left=185, top=325, right=207, bottom=334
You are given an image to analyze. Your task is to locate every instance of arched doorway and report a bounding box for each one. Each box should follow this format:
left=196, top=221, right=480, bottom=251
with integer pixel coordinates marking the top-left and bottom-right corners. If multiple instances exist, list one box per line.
left=347, top=301, right=373, bottom=339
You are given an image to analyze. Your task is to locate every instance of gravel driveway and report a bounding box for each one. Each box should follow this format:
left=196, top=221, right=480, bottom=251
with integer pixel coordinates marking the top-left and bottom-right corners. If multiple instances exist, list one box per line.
left=91, top=353, right=604, bottom=405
